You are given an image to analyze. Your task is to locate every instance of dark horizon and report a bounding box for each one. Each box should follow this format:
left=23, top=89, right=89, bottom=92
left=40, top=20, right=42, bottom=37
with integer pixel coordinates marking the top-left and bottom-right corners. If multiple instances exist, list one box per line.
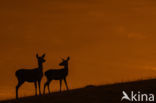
left=1, top=78, right=156, bottom=102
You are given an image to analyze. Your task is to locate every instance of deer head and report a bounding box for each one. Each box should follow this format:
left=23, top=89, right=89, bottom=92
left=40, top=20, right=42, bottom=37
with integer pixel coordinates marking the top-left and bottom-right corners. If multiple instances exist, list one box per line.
left=59, top=56, right=70, bottom=66
left=36, top=53, right=46, bottom=64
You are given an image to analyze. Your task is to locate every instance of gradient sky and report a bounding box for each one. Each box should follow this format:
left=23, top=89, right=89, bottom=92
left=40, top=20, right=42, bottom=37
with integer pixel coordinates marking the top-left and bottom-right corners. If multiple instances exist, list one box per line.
left=1, top=0, right=156, bottom=100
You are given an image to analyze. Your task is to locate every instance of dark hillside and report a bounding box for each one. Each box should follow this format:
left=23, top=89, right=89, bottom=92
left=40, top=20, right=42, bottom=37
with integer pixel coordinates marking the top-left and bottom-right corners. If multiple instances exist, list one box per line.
left=1, top=79, right=156, bottom=103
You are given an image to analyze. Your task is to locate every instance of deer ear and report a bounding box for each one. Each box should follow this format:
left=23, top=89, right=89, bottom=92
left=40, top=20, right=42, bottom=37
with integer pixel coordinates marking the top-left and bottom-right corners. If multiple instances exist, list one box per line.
left=42, top=54, right=46, bottom=58
left=36, top=53, right=39, bottom=58
left=67, top=56, right=70, bottom=61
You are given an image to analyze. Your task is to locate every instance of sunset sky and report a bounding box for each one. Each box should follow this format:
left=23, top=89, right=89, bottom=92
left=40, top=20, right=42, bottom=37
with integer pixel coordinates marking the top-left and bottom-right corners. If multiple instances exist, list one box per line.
left=1, top=0, right=156, bottom=100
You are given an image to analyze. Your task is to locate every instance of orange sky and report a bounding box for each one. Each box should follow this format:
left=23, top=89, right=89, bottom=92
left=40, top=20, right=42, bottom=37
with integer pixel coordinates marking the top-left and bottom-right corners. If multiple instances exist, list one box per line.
left=1, top=0, right=156, bottom=100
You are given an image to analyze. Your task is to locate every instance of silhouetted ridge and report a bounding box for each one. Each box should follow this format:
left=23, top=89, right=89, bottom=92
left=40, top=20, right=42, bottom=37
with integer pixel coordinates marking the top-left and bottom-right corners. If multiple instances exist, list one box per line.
left=1, top=78, right=156, bottom=103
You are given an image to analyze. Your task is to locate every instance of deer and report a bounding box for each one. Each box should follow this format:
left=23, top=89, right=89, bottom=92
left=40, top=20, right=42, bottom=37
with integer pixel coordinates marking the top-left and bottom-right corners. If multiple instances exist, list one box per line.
left=15, top=53, right=46, bottom=99
left=43, top=57, right=70, bottom=94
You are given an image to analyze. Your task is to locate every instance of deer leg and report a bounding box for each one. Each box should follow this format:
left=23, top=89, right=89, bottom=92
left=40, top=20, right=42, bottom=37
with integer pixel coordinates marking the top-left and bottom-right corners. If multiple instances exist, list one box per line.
left=44, top=81, right=50, bottom=94
left=60, top=80, right=62, bottom=92
left=34, top=82, right=37, bottom=96
left=16, top=81, right=24, bottom=99
left=64, top=78, right=69, bottom=91
left=48, top=82, right=50, bottom=94
left=38, top=80, right=41, bottom=96
left=43, top=82, right=47, bottom=94
left=43, top=82, right=47, bottom=95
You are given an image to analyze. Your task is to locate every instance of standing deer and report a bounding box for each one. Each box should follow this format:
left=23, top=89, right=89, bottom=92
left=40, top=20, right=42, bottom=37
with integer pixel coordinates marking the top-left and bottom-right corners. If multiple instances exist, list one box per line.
left=15, top=54, right=46, bottom=99
left=43, top=57, right=70, bottom=94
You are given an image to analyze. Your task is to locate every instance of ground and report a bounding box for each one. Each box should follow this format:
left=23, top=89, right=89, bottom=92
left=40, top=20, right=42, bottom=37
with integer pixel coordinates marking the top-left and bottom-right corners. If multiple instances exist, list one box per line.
left=1, top=78, right=156, bottom=103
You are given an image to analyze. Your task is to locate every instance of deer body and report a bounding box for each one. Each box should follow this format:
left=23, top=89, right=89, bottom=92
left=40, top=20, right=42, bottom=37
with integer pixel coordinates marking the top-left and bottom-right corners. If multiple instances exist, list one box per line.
left=16, top=68, right=43, bottom=82
left=43, top=57, right=70, bottom=94
left=45, top=67, right=68, bottom=80
left=15, top=54, right=46, bottom=99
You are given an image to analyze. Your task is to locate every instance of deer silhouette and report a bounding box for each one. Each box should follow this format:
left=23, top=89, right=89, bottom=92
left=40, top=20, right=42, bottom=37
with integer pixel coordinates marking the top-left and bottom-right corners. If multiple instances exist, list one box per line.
left=15, top=54, right=46, bottom=99
left=43, top=57, right=70, bottom=94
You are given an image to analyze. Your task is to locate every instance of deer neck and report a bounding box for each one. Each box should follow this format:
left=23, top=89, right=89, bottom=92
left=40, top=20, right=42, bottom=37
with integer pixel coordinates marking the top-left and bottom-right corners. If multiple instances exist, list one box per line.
left=64, top=64, right=68, bottom=72
left=38, top=62, right=43, bottom=71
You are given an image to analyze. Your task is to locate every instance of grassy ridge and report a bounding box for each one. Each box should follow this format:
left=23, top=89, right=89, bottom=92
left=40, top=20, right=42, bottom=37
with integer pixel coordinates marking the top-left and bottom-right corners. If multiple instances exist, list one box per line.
left=1, top=78, right=156, bottom=103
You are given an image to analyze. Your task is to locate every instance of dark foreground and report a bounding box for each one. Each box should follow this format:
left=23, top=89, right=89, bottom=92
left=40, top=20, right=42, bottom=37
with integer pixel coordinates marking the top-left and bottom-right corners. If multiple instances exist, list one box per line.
left=1, top=78, right=156, bottom=103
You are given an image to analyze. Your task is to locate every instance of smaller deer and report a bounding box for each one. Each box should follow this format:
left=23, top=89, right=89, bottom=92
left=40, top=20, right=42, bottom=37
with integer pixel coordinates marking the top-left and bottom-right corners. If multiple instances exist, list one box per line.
left=15, top=54, right=46, bottom=99
left=43, top=57, right=70, bottom=94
